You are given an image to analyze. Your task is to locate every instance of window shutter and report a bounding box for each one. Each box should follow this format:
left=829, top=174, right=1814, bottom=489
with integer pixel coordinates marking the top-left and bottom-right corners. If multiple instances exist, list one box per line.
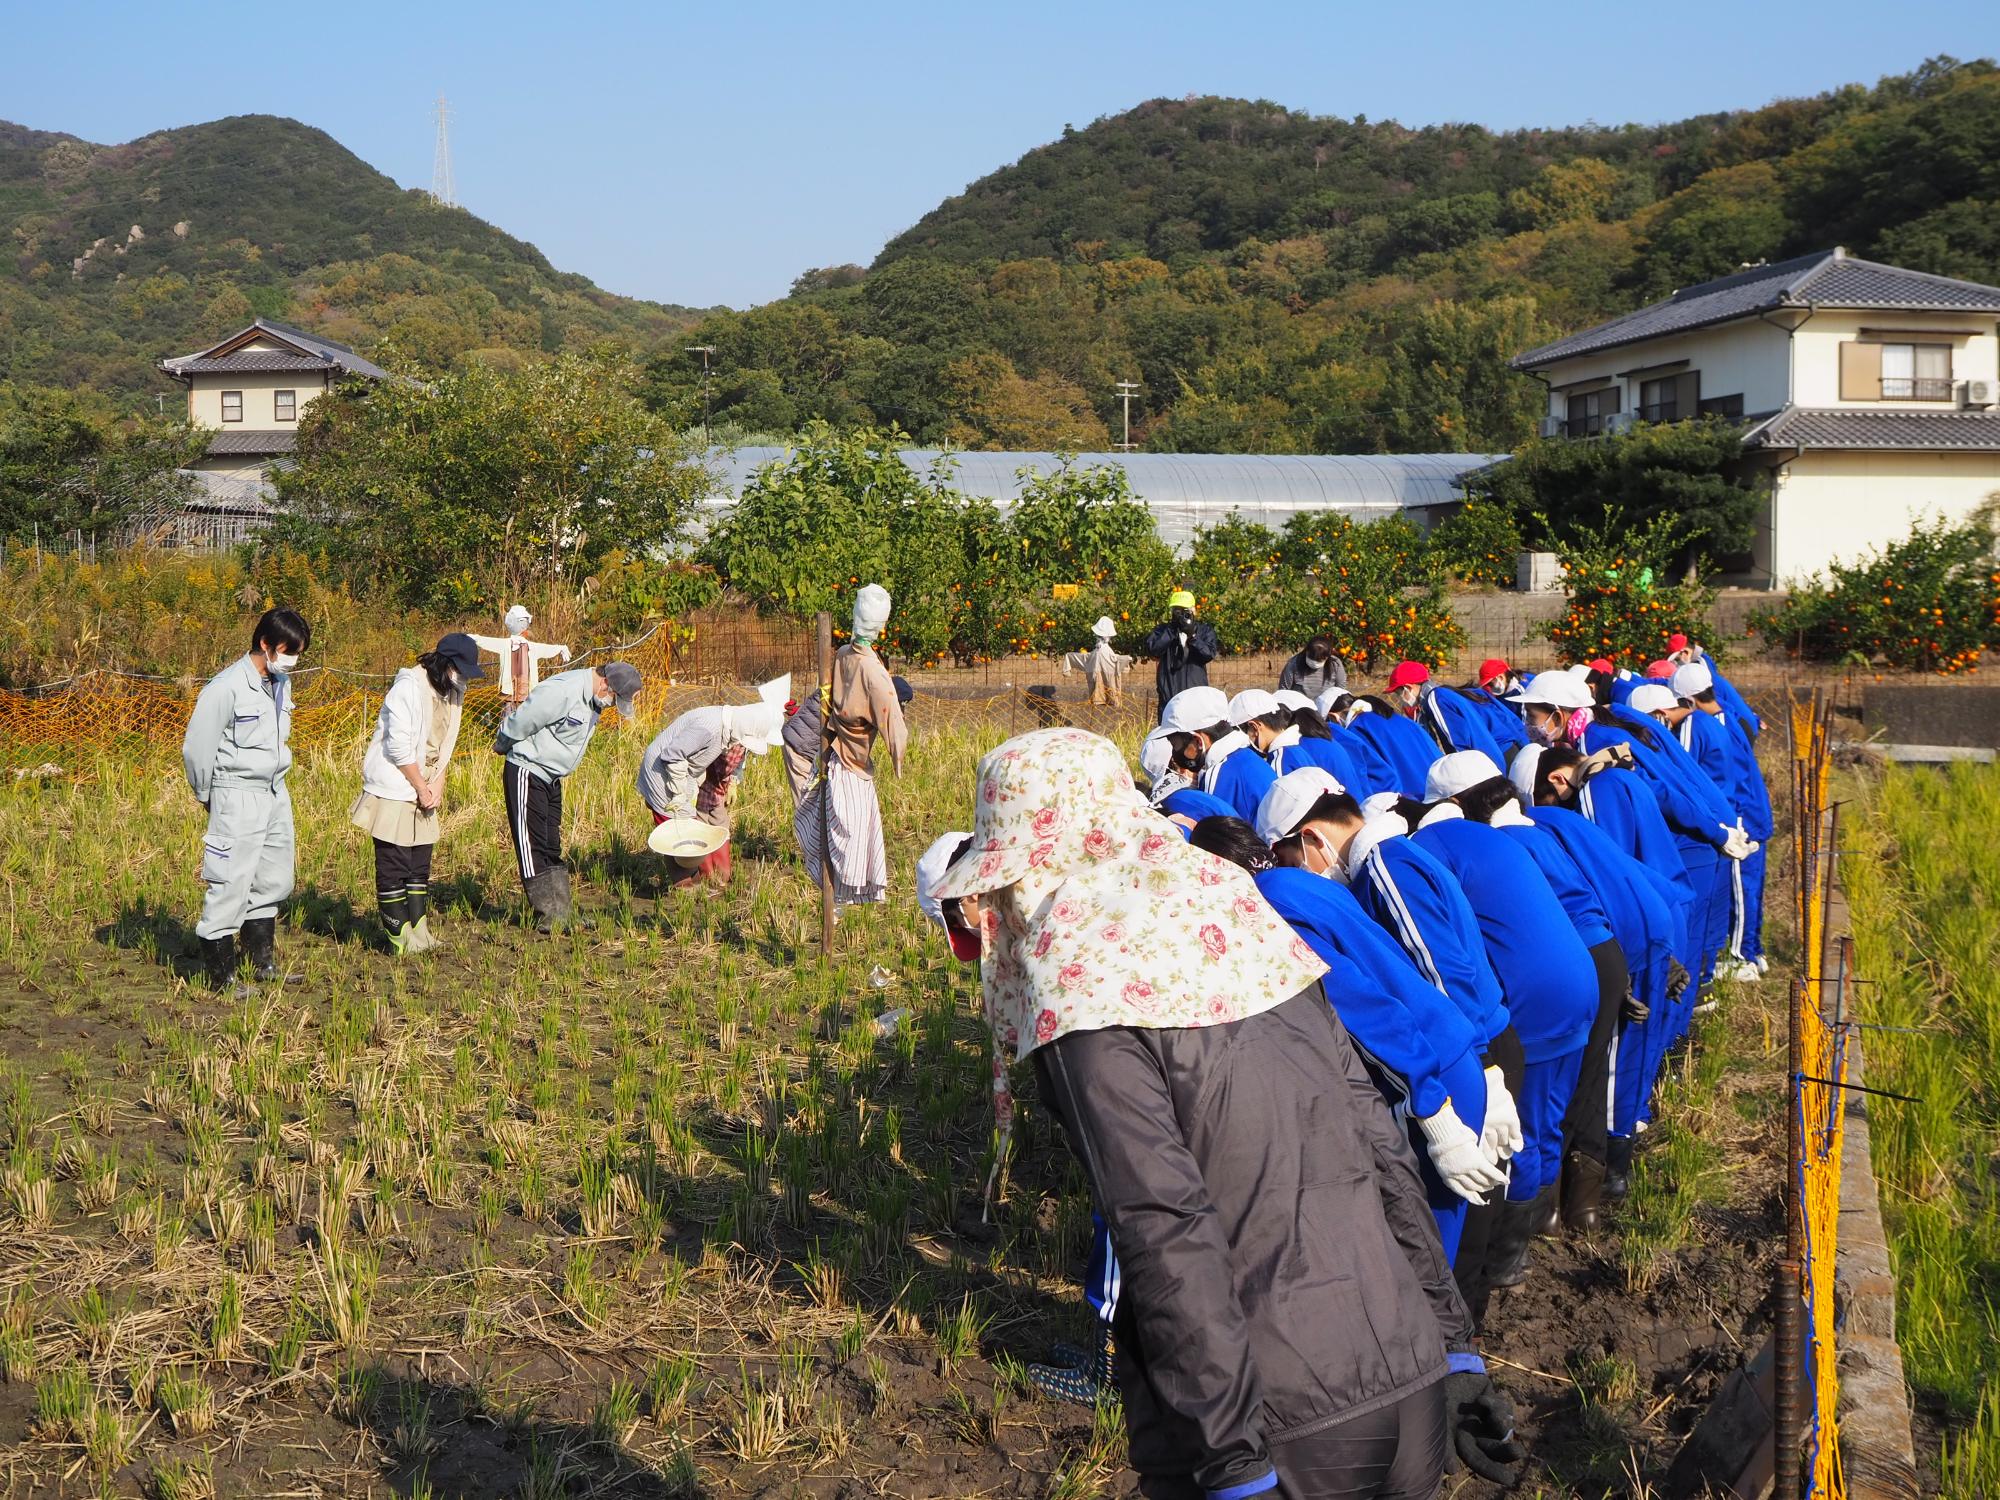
left=1674, top=371, right=1700, bottom=418
left=1839, top=341, right=1882, bottom=401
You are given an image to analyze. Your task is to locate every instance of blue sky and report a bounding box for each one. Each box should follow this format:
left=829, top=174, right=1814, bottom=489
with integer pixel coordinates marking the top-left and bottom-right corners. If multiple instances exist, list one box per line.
left=3, top=2, right=1989, bottom=309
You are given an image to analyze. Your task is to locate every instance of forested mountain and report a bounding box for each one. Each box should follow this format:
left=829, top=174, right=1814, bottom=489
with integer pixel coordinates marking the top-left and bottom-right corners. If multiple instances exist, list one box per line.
left=644, top=58, right=2000, bottom=454
left=0, top=115, right=707, bottom=399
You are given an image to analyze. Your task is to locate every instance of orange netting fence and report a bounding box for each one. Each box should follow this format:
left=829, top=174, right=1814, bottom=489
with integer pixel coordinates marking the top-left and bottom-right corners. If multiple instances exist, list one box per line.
left=1787, top=694, right=1848, bottom=1499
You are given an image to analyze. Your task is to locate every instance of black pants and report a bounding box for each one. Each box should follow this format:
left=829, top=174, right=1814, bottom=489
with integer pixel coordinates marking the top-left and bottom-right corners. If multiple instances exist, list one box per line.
left=1138, top=1385, right=1447, bottom=1500
left=1454, top=1024, right=1525, bottom=1312
left=503, top=763, right=563, bottom=879
left=1564, top=940, right=1628, bottom=1166
left=372, top=840, right=433, bottom=892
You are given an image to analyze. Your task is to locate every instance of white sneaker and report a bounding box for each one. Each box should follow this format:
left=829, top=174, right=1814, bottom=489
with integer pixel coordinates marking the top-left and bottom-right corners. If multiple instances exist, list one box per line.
left=1755, top=955, right=1770, bottom=975
left=1720, top=959, right=1761, bottom=984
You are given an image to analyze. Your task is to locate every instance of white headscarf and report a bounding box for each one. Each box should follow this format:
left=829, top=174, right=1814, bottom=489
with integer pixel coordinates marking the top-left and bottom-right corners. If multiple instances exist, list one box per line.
left=852, top=584, right=892, bottom=642
left=503, top=604, right=532, bottom=635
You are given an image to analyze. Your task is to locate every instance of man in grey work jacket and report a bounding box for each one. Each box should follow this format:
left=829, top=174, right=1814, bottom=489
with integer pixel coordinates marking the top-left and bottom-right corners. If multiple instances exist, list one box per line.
left=494, top=660, right=642, bottom=932
left=181, top=607, right=311, bottom=988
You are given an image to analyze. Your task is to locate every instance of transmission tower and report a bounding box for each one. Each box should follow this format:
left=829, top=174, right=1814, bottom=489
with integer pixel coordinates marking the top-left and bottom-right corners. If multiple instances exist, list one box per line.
left=430, top=95, right=456, bottom=208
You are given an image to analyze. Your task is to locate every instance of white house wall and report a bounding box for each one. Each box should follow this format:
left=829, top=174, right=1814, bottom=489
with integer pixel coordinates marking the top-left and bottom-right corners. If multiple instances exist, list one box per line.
left=1534, top=319, right=1792, bottom=421
left=1771, top=449, right=2000, bottom=583
left=187, top=372, right=329, bottom=430
left=1791, top=310, right=2000, bottom=407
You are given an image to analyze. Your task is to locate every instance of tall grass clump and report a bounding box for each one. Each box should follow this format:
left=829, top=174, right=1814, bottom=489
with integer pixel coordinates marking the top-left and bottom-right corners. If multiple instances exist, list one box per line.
left=1845, top=761, right=2000, bottom=1497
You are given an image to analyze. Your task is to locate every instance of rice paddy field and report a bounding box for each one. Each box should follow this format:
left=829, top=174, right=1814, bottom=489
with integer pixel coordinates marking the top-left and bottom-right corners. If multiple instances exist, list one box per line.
left=1845, top=761, right=2000, bottom=1500
left=0, top=713, right=1796, bottom=1498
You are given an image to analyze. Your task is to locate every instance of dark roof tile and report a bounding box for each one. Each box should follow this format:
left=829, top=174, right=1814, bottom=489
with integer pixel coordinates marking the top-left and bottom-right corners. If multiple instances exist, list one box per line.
left=1744, top=407, right=2000, bottom=451
left=204, top=429, right=297, bottom=456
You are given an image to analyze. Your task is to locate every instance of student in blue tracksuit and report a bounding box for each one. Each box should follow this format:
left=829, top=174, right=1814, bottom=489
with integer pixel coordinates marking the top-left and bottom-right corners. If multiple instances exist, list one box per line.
left=1275, top=688, right=1384, bottom=798
left=1254, top=774, right=1531, bottom=1325
left=1189, top=811, right=1506, bottom=1264
left=1316, top=690, right=1400, bottom=798
left=1417, top=683, right=1512, bottom=768
left=1396, top=802, right=1598, bottom=1288
left=1345, top=696, right=1443, bottom=799
left=1672, top=662, right=1772, bottom=978
left=1229, top=689, right=1368, bottom=794
left=1427, top=751, right=1629, bottom=1233
left=1159, top=786, right=1236, bottom=834
left=1670, top=633, right=1761, bottom=741
left=1158, top=685, right=1276, bottom=824
left=1461, top=660, right=1532, bottom=764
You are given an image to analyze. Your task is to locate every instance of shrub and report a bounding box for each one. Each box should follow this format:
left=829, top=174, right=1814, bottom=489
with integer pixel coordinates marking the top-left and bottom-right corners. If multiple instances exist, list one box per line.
left=1428, top=500, right=1522, bottom=588
left=1537, top=513, right=1714, bottom=668
left=1750, top=507, right=1999, bottom=674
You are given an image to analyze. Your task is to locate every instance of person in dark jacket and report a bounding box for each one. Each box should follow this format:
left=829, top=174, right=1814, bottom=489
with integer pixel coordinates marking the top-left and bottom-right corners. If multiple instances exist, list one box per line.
left=1277, top=633, right=1346, bottom=699
left=931, top=728, right=1523, bottom=1499
left=1144, top=589, right=1219, bottom=717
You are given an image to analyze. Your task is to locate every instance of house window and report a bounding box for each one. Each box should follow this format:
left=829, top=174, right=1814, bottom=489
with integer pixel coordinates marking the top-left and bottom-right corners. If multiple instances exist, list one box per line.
left=1699, top=393, right=1745, bottom=419
left=220, top=390, right=242, bottom=423
left=274, top=389, right=296, bottom=421
left=1564, top=387, right=1620, bottom=437
left=1880, top=342, right=1951, bottom=401
left=1639, top=377, right=1679, bottom=423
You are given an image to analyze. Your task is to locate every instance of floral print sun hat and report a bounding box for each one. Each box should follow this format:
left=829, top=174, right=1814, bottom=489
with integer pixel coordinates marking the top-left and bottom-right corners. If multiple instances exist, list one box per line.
left=932, top=727, right=1326, bottom=1156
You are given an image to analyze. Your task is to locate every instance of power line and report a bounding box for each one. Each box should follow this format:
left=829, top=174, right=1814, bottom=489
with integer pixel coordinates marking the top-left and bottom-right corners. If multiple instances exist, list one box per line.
left=430, top=95, right=456, bottom=209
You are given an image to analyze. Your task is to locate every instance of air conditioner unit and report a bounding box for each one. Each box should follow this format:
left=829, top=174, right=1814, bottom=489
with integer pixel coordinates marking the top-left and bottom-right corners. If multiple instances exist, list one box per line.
left=1538, top=416, right=1564, bottom=438
left=1961, top=379, right=1997, bottom=410
left=1604, top=412, right=1637, bottom=435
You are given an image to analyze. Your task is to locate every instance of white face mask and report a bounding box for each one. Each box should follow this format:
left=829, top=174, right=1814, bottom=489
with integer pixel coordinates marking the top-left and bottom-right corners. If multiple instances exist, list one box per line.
left=267, top=651, right=299, bottom=676
left=1304, top=827, right=1350, bottom=884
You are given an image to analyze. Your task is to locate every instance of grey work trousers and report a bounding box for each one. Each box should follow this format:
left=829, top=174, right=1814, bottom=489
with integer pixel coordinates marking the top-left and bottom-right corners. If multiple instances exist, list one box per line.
left=196, top=781, right=295, bottom=939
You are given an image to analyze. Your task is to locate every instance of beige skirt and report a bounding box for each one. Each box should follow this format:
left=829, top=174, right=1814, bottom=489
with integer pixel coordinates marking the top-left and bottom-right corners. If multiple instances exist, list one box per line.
left=349, top=791, right=440, bottom=847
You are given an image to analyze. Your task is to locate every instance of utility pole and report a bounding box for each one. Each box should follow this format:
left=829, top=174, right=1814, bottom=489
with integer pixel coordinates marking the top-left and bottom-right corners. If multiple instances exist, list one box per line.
left=430, top=95, right=456, bottom=209
left=685, top=345, right=717, bottom=446
left=1114, top=380, right=1141, bottom=452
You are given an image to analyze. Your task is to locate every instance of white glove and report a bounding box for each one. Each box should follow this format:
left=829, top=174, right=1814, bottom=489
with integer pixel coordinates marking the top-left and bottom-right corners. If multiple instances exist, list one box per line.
left=1479, top=1067, right=1523, bottom=1161
left=1417, top=1102, right=1509, bottom=1204
left=1721, top=825, right=1759, bottom=860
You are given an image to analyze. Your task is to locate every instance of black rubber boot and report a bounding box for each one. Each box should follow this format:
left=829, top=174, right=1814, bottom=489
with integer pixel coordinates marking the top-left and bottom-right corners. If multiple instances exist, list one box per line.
left=549, top=867, right=594, bottom=930
left=239, top=917, right=279, bottom=981
left=1530, top=1180, right=1561, bottom=1239
left=1487, top=1196, right=1542, bottom=1290
left=523, top=870, right=561, bottom=934
left=1561, top=1150, right=1606, bottom=1234
left=199, top=935, right=238, bottom=990
left=1605, top=1135, right=1635, bottom=1201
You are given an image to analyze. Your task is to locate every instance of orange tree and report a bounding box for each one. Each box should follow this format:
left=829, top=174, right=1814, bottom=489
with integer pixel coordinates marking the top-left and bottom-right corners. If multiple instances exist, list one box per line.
left=1750, top=506, right=1999, bottom=674
left=1537, top=513, right=1714, bottom=667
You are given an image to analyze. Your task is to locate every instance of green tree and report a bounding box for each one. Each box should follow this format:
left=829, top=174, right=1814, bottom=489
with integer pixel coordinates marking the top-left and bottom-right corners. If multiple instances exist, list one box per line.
left=0, top=382, right=203, bottom=543
left=272, top=353, right=706, bottom=612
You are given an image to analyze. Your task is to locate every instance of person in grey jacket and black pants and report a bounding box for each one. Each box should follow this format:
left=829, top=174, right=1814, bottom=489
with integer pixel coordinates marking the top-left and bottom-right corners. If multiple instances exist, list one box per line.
left=494, top=660, right=641, bottom=932
left=930, top=728, right=1523, bottom=1499
left=181, top=607, right=310, bottom=989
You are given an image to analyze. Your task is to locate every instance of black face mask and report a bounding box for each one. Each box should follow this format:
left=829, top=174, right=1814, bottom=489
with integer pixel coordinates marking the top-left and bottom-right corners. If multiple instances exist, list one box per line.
left=1170, top=607, right=1195, bottom=631
left=1172, top=737, right=1205, bottom=773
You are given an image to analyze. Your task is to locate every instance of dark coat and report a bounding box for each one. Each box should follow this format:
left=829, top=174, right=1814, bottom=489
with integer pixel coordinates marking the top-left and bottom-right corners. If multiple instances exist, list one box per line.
left=1034, top=986, right=1473, bottom=1495
left=1144, top=619, right=1219, bottom=710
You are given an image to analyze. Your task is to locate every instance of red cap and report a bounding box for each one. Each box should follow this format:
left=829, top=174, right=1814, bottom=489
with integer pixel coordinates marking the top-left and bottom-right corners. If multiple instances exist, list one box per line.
left=1386, top=660, right=1432, bottom=691
left=1476, top=658, right=1511, bottom=686
left=1667, top=632, right=1690, bottom=653
left=1645, top=658, right=1676, bottom=680
left=1587, top=657, right=1615, bottom=675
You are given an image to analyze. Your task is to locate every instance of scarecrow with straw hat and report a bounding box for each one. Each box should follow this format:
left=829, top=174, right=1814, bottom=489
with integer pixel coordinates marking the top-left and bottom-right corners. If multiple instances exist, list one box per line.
left=793, top=584, right=906, bottom=907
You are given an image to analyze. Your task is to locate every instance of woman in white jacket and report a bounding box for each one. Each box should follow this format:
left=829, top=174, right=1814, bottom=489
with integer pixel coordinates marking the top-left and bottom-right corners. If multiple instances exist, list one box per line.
left=349, top=633, right=482, bottom=953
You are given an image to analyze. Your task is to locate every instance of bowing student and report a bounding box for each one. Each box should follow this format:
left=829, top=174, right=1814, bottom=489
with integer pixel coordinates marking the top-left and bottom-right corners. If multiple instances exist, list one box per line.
left=1671, top=662, right=1771, bottom=981
left=1230, top=688, right=1366, bottom=790
left=1158, top=685, right=1276, bottom=824
left=1341, top=694, right=1442, bottom=799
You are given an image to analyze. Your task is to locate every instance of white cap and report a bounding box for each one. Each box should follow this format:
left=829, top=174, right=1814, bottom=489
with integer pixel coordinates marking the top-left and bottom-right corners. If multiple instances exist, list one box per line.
left=851, top=584, right=892, bottom=641
left=503, top=604, right=532, bottom=635
left=1228, top=688, right=1281, bottom=726
left=1273, top=689, right=1316, bottom=714
left=917, top=832, right=972, bottom=929
left=728, top=701, right=784, bottom=755
left=1161, top=685, right=1231, bottom=734
left=1254, top=767, right=1344, bottom=844
left=1092, top=615, right=1117, bottom=639
left=1567, top=663, right=1594, bottom=681
left=1314, top=684, right=1350, bottom=719
left=1628, top=683, right=1679, bottom=716
left=1508, top=670, right=1594, bottom=710
left=1425, top=749, right=1504, bottom=802
left=1360, top=790, right=1403, bottom=819
left=1508, top=744, right=1544, bottom=801
left=1670, top=662, right=1713, bottom=700
left=1139, top=726, right=1175, bottom=782
left=757, top=673, right=792, bottom=708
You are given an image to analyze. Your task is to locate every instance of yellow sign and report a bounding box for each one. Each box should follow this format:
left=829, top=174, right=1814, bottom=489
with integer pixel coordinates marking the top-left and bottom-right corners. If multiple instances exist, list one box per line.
left=1051, top=584, right=1080, bottom=601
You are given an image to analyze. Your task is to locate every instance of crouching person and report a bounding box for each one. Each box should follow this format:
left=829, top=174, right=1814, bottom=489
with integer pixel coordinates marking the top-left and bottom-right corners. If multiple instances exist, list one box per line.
left=494, top=660, right=642, bottom=932
left=181, top=607, right=310, bottom=988
left=350, top=633, right=482, bottom=954
left=930, top=728, right=1523, bottom=1499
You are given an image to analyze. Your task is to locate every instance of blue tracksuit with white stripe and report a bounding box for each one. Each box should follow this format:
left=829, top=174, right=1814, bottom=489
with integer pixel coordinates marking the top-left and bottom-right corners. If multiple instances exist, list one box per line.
left=1409, top=816, right=1598, bottom=1200
left=1344, top=816, right=1512, bottom=1054
left=1703, top=708, right=1772, bottom=965
left=1200, top=734, right=1278, bottom=824
left=1465, top=688, right=1530, bottom=763
left=1349, top=711, right=1442, bottom=799
left=1708, top=663, right=1761, bottom=741
left=1530, top=805, right=1678, bottom=1139
left=1254, top=867, right=1488, bottom=1259
left=1326, top=722, right=1392, bottom=799
left=1674, top=707, right=1761, bottom=974
left=1418, top=687, right=1510, bottom=767
left=1581, top=708, right=1737, bottom=991
left=1264, top=727, right=1366, bottom=796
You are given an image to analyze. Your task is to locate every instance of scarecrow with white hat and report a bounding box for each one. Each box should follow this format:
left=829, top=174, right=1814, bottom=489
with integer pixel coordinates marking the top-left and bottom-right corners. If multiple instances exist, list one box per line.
left=637, top=675, right=790, bottom=888
left=1060, top=616, right=1134, bottom=707
left=469, top=605, right=571, bottom=708
left=793, top=584, right=906, bottom=907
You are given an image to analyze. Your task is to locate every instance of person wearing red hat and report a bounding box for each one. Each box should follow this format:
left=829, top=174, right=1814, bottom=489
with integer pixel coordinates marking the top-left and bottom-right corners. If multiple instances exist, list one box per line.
left=1385, top=660, right=1431, bottom=714
left=1475, top=659, right=1512, bottom=694
left=1645, top=659, right=1676, bottom=680
left=1587, top=657, right=1615, bottom=676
